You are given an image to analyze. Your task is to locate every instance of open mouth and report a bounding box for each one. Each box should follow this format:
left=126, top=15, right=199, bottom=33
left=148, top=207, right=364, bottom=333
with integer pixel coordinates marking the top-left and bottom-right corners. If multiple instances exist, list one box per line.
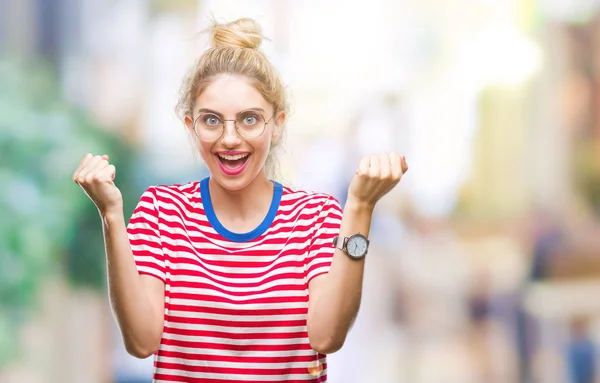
left=215, top=153, right=250, bottom=175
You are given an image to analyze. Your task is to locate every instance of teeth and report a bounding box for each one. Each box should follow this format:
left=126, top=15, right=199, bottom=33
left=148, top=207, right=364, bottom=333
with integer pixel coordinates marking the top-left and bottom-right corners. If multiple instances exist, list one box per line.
left=218, top=153, right=249, bottom=161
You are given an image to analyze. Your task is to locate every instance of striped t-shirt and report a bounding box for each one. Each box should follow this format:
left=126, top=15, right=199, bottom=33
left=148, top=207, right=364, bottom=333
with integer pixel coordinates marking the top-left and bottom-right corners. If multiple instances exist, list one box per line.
left=126, top=177, right=343, bottom=382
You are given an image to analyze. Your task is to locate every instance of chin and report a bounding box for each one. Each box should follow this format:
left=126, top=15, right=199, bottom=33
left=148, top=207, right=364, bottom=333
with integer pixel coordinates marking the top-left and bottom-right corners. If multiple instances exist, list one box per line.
left=212, top=174, right=253, bottom=192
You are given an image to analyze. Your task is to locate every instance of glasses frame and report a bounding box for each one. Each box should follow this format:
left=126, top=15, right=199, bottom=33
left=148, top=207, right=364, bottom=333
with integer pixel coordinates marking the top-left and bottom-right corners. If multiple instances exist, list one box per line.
left=192, top=111, right=276, bottom=142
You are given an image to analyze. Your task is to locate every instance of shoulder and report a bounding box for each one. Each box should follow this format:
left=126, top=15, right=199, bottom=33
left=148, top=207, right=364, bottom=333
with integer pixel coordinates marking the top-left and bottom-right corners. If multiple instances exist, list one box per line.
left=138, top=181, right=200, bottom=206
left=152, top=181, right=199, bottom=195
left=279, top=183, right=342, bottom=213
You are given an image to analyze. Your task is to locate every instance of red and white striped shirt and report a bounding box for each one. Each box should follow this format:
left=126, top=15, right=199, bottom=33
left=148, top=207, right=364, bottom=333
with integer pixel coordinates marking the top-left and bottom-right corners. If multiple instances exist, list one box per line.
left=127, top=177, right=343, bottom=382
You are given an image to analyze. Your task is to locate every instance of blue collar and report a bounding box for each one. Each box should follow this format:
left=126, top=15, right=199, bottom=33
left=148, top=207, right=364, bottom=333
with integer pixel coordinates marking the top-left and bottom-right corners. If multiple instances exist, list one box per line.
left=199, top=177, right=283, bottom=242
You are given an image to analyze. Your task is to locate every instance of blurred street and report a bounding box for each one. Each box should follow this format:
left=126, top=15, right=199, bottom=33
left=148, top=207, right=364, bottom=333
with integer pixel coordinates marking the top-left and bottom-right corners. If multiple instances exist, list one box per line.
left=2, top=0, right=600, bottom=382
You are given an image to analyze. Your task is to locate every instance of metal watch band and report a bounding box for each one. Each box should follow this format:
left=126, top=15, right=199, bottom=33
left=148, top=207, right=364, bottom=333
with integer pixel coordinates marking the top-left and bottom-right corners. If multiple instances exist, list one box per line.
left=332, top=236, right=346, bottom=250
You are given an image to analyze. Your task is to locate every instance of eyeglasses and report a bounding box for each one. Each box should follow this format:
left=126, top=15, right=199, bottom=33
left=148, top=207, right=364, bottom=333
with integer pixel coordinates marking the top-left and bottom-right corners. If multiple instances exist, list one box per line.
left=193, top=110, right=275, bottom=142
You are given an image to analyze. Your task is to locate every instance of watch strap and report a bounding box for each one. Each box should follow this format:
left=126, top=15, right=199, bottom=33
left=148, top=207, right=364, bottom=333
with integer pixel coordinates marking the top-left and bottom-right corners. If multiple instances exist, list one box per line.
left=332, top=236, right=346, bottom=251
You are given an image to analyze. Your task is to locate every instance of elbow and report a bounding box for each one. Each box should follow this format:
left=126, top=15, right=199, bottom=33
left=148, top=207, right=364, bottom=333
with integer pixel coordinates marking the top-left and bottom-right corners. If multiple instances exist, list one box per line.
left=124, top=337, right=161, bottom=359
left=118, top=316, right=164, bottom=359
left=308, top=332, right=346, bottom=355
left=307, top=313, right=356, bottom=355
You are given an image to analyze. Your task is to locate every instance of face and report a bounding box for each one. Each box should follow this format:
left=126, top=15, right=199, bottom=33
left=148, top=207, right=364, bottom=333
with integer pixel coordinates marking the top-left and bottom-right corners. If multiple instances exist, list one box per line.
left=185, top=74, right=285, bottom=191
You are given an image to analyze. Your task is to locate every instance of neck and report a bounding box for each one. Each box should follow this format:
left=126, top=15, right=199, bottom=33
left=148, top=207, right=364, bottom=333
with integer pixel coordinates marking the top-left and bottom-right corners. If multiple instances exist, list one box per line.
left=208, top=172, right=274, bottom=221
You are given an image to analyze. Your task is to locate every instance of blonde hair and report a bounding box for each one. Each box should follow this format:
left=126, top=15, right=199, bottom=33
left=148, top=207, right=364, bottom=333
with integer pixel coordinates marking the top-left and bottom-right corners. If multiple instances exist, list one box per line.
left=175, top=18, right=288, bottom=180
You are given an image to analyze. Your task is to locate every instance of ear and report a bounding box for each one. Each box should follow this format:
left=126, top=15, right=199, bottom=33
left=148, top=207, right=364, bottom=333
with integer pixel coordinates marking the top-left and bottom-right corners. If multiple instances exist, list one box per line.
left=271, top=110, right=286, bottom=143
left=184, top=114, right=194, bottom=134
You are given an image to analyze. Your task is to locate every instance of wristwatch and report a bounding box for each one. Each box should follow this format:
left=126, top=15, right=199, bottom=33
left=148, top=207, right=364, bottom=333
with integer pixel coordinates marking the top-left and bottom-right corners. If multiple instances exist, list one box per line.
left=332, top=233, right=370, bottom=260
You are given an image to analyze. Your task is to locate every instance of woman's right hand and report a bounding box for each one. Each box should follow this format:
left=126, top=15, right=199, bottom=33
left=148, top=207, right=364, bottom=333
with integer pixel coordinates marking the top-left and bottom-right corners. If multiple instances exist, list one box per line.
left=73, top=153, right=123, bottom=216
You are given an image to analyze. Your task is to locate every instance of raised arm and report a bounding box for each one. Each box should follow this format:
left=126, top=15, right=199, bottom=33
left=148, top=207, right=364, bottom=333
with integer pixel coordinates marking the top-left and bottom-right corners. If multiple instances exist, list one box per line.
left=73, top=153, right=165, bottom=358
left=307, top=152, right=408, bottom=354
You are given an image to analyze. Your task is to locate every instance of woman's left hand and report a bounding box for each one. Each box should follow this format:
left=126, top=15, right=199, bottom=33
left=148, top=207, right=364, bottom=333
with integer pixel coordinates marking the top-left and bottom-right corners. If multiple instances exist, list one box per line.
left=346, top=152, right=408, bottom=210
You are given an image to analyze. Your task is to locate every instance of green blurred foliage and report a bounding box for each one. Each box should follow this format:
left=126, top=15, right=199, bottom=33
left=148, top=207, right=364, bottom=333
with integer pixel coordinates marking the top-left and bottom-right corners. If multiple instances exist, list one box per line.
left=0, top=58, right=138, bottom=366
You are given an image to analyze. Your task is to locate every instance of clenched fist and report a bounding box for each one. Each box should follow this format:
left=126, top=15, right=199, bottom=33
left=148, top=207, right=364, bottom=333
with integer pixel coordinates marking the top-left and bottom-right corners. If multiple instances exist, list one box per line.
left=73, top=153, right=122, bottom=216
left=347, top=152, right=408, bottom=210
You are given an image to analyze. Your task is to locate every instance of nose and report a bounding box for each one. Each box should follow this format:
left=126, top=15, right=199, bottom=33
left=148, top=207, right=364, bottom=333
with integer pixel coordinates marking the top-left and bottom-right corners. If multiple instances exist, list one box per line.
left=220, top=120, right=241, bottom=147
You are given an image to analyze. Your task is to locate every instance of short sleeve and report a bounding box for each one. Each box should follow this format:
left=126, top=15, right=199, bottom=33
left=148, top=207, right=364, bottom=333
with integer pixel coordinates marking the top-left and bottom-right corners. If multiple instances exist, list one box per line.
left=127, top=187, right=166, bottom=282
left=306, top=196, right=343, bottom=283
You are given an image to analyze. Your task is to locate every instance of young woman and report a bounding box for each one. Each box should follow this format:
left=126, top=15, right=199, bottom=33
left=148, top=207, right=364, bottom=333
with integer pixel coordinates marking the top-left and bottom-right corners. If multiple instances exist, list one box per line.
left=73, top=17, right=408, bottom=383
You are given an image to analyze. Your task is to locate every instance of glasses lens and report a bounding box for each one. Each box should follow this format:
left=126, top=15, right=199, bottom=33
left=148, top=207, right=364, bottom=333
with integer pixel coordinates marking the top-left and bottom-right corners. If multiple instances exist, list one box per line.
left=195, top=113, right=223, bottom=141
left=236, top=112, right=266, bottom=140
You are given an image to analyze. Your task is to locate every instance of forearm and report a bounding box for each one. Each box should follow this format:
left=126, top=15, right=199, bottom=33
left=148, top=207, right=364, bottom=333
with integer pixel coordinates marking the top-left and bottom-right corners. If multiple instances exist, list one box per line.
left=102, top=211, right=163, bottom=357
left=308, top=198, right=373, bottom=353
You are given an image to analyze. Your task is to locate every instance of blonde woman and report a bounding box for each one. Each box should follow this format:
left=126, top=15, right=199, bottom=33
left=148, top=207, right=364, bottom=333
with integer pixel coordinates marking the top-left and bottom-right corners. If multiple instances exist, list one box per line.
left=73, top=17, right=408, bottom=382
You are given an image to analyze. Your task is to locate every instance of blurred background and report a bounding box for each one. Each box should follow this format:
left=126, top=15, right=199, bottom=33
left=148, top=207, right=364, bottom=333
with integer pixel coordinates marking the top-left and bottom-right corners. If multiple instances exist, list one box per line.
left=1, top=0, right=600, bottom=382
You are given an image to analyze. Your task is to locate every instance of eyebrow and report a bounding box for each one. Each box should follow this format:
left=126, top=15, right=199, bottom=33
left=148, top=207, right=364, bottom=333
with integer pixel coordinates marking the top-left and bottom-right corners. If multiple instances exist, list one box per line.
left=196, top=107, right=266, bottom=117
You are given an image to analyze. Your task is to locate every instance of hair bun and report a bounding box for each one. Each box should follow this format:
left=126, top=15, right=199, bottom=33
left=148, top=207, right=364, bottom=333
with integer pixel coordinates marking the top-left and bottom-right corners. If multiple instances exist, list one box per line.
left=211, top=18, right=264, bottom=49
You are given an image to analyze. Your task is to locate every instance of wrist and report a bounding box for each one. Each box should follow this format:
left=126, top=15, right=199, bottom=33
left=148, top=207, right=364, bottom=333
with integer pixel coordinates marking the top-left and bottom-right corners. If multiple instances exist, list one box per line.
left=344, top=197, right=375, bottom=215
left=99, top=206, right=124, bottom=223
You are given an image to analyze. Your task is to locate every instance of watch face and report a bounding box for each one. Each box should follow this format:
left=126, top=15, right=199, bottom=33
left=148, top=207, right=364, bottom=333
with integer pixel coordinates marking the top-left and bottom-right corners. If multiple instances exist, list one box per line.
left=347, top=234, right=368, bottom=258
